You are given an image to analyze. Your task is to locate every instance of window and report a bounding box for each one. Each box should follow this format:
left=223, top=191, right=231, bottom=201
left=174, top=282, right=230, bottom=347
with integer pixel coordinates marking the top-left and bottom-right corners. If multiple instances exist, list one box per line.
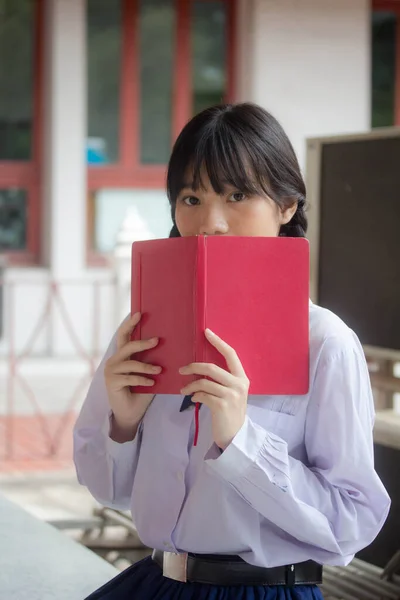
left=0, top=0, right=43, bottom=264
left=192, top=2, right=228, bottom=116
left=372, top=2, right=400, bottom=128
left=86, top=0, right=235, bottom=261
left=87, top=0, right=122, bottom=165
left=139, top=0, right=175, bottom=165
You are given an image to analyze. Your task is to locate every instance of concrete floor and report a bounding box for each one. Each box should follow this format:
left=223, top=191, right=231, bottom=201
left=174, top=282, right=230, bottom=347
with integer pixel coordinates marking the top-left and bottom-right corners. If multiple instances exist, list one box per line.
left=0, top=469, right=150, bottom=569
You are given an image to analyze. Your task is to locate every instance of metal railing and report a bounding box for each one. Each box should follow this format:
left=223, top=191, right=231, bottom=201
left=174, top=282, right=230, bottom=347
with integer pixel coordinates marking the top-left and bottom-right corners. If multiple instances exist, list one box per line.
left=0, top=278, right=117, bottom=464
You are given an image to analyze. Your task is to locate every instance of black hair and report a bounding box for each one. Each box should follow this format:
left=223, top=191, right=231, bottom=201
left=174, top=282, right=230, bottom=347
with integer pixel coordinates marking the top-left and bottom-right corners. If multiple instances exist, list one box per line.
left=166, top=102, right=307, bottom=238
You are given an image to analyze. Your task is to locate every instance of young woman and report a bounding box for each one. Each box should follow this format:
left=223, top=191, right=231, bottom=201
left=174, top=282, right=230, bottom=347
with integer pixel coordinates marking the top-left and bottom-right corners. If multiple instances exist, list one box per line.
left=74, top=103, right=390, bottom=600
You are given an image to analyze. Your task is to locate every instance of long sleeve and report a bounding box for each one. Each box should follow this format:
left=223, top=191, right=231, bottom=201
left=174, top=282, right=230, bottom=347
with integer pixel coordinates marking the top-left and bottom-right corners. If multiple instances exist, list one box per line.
left=206, top=332, right=391, bottom=565
left=73, top=328, right=141, bottom=510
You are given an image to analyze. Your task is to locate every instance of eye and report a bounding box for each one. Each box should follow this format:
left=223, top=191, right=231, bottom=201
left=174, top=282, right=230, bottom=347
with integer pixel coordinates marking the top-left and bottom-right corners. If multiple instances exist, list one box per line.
left=182, top=196, right=200, bottom=206
left=229, top=192, right=246, bottom=202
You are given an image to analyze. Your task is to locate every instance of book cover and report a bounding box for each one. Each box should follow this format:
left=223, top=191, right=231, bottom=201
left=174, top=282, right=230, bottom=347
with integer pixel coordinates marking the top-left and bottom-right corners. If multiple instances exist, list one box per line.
left=131, top=236, right=309, bottom=395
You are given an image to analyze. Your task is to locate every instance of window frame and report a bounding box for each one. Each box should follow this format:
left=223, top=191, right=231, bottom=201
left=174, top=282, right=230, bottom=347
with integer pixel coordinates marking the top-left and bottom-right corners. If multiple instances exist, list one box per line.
left=87, top=0, right=236, bottom=265
left=373, top=0, right=400, bottom=127
left=0, top=0, right=44, bottom=266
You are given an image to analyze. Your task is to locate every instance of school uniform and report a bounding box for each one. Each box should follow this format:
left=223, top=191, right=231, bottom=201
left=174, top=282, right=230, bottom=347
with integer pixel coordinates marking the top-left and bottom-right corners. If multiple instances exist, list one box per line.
left=73, top=301, right=390, bottom=599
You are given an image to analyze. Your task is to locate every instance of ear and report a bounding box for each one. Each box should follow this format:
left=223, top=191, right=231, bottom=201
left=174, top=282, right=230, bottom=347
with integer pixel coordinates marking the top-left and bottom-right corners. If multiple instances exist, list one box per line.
left=280, top=201, right=298, bottom=225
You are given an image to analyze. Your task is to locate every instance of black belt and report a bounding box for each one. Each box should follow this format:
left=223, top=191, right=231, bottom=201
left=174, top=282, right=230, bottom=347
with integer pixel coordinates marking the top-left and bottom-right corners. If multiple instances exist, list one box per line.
left=152, top=550, right=323, bottom=586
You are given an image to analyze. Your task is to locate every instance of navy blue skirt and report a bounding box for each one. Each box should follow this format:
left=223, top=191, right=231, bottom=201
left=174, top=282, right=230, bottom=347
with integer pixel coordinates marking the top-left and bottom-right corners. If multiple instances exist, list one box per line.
left=85, top=556, right=324, bottom=600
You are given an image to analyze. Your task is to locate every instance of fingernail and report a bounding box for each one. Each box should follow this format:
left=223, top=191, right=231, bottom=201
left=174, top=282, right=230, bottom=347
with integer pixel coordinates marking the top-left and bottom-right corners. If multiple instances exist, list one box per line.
left=153, top=366, right=162, bottom=373
left=179, top=367, right=187, bottom=374
left=133, top=312, right=141, bottom=319
left=205, top=328, right=214, bottom=336
left=151, top=337, right=159, bottom=342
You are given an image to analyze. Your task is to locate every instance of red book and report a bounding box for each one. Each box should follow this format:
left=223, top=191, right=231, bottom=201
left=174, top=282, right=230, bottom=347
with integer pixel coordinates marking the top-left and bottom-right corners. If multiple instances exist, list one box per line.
left=131, top=236, right=309, bottom=396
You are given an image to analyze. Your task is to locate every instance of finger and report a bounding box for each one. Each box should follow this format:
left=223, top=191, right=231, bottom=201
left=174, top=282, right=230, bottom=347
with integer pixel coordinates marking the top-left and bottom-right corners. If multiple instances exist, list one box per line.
left=113, top=360, right=162, bottom=376
left=181, top=378, right=226, bottom=398
left=113, top=338, right=159, bottom=363
left=191, top=391, right=223, bottom=410
left=179, top=362, right=235, bottom=387
left=111, top=374, right=155, bottom=389
left=117, top=313, right=141, bottom=351
left=204, top=329, right=246, bottom=377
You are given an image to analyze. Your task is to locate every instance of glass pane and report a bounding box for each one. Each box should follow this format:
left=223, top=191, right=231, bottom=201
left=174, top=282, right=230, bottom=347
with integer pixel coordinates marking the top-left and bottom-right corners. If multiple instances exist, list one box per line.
left=0, top=189, right=27, bottom=250
left=139, top=0, right=174, bottom=164
left=90, top=189, right=171, bottom=253
left=0, top=0, right=34, bottom=160
left=371, top=11, right=396, bottom=128
left=192, top=1, right=227, bottom=115
left=87, top=0, right=122, bottom=164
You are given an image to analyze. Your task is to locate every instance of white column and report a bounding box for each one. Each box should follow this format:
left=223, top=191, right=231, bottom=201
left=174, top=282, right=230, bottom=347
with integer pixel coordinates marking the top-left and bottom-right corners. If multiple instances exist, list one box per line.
left=43, top=0, right=87, bottom=277
left=43, top=0, right=88, bottom=356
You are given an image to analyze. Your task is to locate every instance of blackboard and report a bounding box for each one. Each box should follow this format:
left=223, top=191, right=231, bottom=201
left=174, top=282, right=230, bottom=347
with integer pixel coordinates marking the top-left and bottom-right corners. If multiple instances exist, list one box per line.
left=358, top=443, right=400, bottom=568
left=313, top=133, right=400, bottom=352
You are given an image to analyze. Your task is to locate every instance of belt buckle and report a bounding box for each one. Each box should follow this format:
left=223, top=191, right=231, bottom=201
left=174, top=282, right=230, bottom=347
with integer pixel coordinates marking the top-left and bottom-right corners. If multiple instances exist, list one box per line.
left=286, top=564, right=296, bottom=586
left=163, top=551, right=188, bottom=583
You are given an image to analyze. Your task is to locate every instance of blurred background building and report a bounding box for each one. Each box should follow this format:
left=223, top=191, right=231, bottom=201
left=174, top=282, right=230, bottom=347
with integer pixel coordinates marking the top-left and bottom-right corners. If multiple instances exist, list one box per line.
left=0, top=0, right=399, bottom=465
left=1, top=2, right=400, bottom=593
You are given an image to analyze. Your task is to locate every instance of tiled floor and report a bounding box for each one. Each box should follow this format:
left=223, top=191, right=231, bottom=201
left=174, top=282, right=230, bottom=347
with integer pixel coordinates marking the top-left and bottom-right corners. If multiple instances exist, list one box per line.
left=0, top=470, right=95, bottom=521
left=0, top=411, right=76, bottom=473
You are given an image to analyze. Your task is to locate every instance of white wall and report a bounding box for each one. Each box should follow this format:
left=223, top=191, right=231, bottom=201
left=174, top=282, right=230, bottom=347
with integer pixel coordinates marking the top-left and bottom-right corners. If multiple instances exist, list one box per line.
left=241, top=0, right=371, bottom=170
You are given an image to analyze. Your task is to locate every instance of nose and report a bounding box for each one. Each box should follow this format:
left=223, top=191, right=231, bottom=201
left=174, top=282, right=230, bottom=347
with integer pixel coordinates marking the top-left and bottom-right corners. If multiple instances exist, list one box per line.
left=199, top=206, right=229, bottom=236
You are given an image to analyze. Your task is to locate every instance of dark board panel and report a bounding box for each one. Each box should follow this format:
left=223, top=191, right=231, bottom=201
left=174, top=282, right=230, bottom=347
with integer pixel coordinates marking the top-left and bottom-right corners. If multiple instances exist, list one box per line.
left=357, top=443, right=400, bottom=568
left=318, top=136, right=400, bottom=350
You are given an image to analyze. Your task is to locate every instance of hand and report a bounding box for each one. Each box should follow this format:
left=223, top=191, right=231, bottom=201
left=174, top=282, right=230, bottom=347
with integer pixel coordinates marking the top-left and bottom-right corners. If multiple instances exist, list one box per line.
left=179, top=329, right=249, bottom=450
left=104, top=313, right=161, bottom=442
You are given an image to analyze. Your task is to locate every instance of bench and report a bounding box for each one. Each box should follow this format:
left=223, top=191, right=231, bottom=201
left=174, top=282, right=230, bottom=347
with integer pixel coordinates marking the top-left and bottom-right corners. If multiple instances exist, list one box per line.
left=0, top=495, right=118, bottom=600
left=321, top=558, right=400, bottom=600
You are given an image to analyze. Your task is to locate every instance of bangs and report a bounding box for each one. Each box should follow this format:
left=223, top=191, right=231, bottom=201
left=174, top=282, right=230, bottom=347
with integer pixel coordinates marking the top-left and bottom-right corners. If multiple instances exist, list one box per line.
left=167, top=114, right=277, bottom=203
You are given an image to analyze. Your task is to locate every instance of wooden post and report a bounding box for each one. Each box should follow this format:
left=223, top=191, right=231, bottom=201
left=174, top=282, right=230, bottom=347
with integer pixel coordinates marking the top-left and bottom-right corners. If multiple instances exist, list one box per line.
left=370, top=359, right=395, bottom=411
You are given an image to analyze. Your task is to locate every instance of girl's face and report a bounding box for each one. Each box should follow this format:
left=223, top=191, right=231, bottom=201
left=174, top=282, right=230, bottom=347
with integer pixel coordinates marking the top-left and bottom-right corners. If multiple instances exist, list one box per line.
left=175, top=173, right=297, bottom=237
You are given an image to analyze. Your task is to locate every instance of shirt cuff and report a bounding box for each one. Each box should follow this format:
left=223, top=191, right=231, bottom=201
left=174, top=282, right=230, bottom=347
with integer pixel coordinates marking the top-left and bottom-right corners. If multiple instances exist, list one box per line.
left=102, top=411, right=142, bottom=460
left=205, top=415, right=267, bottom=483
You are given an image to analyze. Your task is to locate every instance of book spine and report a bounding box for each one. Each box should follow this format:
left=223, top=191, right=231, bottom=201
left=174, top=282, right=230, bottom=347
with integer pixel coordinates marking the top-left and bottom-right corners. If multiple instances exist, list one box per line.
left=193, top=236, right=206, bottom=447
left=195, top=235, right=207, bottom=363
left=131, top=247, right=142, bottom=341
